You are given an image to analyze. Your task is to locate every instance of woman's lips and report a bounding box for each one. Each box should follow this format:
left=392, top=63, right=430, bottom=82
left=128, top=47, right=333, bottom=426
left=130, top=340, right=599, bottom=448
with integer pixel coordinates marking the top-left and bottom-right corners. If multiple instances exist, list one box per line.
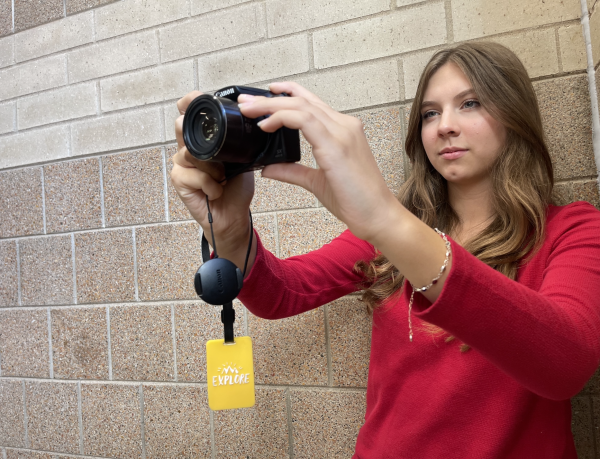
left=439, top=149, right=467, bottom=160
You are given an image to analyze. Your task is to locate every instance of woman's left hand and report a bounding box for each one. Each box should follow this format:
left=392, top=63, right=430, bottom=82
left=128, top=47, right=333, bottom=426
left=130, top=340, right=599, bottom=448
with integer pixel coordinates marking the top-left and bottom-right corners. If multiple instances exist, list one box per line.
left=239, top=81, right=399, bottom=243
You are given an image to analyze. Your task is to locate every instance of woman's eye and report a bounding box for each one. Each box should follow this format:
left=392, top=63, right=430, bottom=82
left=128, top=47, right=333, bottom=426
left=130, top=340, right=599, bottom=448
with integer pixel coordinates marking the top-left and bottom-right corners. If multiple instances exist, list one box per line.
left=463, top=99, right=480, bottom=109
left=422, top=111, right=437, bottom=120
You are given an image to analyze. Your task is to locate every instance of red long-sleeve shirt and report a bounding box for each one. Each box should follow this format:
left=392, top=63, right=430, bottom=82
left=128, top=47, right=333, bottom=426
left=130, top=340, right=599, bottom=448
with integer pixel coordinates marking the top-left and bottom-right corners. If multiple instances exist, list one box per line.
left=238, top=201, right=600, bottom=458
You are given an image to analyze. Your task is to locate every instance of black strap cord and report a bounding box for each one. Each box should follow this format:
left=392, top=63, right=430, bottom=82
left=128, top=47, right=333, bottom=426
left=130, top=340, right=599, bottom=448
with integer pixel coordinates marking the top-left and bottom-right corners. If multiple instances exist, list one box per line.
left=202, top=195, right=254, bottom=343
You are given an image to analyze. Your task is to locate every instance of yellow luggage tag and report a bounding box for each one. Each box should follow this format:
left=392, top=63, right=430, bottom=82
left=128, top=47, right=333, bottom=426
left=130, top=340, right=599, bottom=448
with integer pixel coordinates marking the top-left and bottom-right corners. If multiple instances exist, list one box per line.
left=206, top=336, right=255, bottom=410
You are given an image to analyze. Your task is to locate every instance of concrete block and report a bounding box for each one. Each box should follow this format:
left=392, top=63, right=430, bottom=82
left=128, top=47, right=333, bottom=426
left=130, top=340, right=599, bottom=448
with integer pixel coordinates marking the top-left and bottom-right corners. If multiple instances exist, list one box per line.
left=484, top=28, right=559, bottom=78
left=18, top=81, right=97, bottom=129
left=452, top=0, right=580, bottom=42
left=95, top=0, right=188, bottom=41
left=0, top=54, right=67, bottom=100
left=67, top=30, right=159, bottom=83
left=559, top=24, right=587, bottom=72
left=571, top=397, right=595, bottom=457
left=0, top=380, right=25, bottom=447
left=402, top=48, right=438, bottom=100
left=0, top=240, right=18, bottom=307
left=165, top=143, right=194, bottom=221
left=164, top=103, right=180, bottom=142
left=101, top=60, right=194, bottom=112
left=266, top=0, right=389, bottom=38
left=0, top=168, right=44, bottom=238
left=0, top=0, right=10, bottom=37
left=0, top=101, right=14, bottom=134
left=293, top=59, right=401, bottom=112
left=66, top=0, right=118, bottom=15
left=197, top=34, right=310, bottom=91
left=14, top=0, right=62, bottom=33
left=278, top=210, right=347, bottom=258
left=397, top=0, right=425, bottom=5
left=313, top=3, right=446, bottom=69
left=71, top=107, right=162, bottom=156
left=591, top=6, right=600, bottom=66
left=159, top=3, right=265, bottom=63
left=0, top=125, right=69, bottom=169
left=15, top=11, right=93, bottom=63
left=290, top=390, right=366, bottom=458
left=192, top=0, right=251, bottom=15
left=0, top=35, right=14, bottom=68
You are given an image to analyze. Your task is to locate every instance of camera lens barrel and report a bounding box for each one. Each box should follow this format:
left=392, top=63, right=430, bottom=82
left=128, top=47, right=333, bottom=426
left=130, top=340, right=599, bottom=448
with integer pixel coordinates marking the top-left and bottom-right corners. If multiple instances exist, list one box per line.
left=183, top=94, right=268, bottom=163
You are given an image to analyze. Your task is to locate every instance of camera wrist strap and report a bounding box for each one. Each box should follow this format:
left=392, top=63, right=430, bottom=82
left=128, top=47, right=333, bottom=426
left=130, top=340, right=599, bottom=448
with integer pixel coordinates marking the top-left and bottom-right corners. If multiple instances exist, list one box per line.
left=201, top=196, right=254, bottom=344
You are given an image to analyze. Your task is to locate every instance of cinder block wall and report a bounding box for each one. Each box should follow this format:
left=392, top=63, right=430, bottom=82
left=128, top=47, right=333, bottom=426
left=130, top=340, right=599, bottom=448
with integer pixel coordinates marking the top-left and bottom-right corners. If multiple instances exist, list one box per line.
left=1, top=0, right=600, bottom=458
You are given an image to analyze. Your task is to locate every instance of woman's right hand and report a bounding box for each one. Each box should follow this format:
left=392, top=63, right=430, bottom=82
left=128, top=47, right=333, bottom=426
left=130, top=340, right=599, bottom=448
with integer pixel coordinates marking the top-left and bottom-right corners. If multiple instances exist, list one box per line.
left=171, top=91, right=256, bottom=268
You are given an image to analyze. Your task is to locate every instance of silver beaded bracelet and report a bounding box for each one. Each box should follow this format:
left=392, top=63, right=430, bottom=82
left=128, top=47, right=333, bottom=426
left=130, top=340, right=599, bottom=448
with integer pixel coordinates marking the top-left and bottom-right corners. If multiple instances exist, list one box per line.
left=407, top=228, right=452, bottom=342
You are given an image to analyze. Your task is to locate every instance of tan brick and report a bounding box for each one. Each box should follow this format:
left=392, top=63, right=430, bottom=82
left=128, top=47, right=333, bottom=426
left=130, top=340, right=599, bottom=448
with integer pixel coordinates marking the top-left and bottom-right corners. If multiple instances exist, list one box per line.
left=165, top=144, right=194, bottom=221
left=559, top=24, right=587, bottom=72
left=191, top=0, right=251, bottom=15
left=0, top=0, right=10, bottom=37
left=18, top=81, right=97, bottom=129
left=14, top=0, right=62, bottom=32
left=0, top=101, right=14, bottom=134
left=278, top=210, right=347, bottom=258
left=571, top=397, right=595, bottom=457
left=313, top=3, right=446, bottom=69
left=0, top=240, right=18, bottom=307
left=0, top=125, right=69, bottom=169
left=0, top=35, right=14, bottom=68
left=160, top=3, right=265, bottom=63
left=101, top=60, right=194, bottom=112
left=484, top=28, right=559, bottom=78
left=66, top=0, right=118, bottom=15
left=0, top=54, right=66, bottom=100
left=15, top=11, right=93, bottom=63
left=294, top=59, right=401, bottom=112
left=452, top=0, right=581, bottom=42
left=95, top=0, right=188, bottom=40
left=0, top=168, right=44, bottom=238
left=266, top=0, right=389, bottom=38
left=197, top=34, right=310, bottom=91
left=67, top=30, right=159, bottom=83
left=397, top=0, right=425, bottom=5
left=71, top=107, right=162, bottom=156
left=0, top=380, right=25, bottom=447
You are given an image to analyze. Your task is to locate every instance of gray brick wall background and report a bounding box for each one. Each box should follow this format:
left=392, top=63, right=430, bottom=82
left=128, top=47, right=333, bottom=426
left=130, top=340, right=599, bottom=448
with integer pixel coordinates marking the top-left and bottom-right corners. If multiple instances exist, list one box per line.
left=1, top=0, right=600, bottom=458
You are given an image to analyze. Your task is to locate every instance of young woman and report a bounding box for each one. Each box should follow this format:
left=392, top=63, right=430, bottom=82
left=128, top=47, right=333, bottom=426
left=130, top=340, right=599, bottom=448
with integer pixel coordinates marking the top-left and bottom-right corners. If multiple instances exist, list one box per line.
left=171, top=42, right=600, bottom=457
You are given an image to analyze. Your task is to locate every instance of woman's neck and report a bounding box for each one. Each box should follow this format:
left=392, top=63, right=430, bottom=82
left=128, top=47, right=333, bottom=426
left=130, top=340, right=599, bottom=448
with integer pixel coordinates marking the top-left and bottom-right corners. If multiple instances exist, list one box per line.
left=448, top=181, right=495, bottom=244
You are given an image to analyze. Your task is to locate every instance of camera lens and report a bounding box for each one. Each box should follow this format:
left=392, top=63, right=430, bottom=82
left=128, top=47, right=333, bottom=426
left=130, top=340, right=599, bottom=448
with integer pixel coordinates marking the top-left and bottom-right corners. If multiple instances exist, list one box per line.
left=183, top=94, right=268, bottom=163
left=198, top=110, right=219, bottom=143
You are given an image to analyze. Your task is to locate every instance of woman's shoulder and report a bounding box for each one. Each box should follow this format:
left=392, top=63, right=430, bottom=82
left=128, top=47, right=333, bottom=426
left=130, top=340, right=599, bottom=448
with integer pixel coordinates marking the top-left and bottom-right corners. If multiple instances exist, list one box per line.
left=546, top=201, right=600, bottom=242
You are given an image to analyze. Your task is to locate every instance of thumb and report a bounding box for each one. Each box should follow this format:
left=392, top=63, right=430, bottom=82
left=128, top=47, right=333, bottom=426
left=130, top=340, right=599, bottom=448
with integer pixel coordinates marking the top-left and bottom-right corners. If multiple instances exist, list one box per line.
left=261, top=163, right=317, bottom=194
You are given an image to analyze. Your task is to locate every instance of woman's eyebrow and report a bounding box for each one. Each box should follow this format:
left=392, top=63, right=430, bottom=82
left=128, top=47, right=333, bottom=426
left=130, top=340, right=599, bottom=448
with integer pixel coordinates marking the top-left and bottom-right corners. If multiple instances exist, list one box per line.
left=421, top=88, right=477, bottom=111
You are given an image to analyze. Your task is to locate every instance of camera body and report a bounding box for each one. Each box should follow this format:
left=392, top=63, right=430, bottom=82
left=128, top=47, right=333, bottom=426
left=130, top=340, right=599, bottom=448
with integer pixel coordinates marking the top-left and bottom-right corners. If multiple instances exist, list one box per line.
left=182, top=85, right=301, bottom=177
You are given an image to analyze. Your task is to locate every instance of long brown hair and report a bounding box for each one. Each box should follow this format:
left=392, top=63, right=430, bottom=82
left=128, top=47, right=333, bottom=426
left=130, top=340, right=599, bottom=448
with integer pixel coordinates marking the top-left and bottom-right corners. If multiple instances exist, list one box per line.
left=356, top=42, right=554, bottom=350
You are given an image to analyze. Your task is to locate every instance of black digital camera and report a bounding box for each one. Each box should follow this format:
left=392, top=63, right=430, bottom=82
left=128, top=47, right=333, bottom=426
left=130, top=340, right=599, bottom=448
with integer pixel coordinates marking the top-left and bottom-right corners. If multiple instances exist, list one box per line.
left=182, top=85, right=301, bottom=177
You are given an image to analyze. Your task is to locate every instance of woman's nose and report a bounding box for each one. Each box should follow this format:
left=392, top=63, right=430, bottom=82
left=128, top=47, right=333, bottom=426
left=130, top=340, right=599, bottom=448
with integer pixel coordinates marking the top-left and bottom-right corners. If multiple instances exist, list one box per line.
left=437, top=111, right=460, bottom=138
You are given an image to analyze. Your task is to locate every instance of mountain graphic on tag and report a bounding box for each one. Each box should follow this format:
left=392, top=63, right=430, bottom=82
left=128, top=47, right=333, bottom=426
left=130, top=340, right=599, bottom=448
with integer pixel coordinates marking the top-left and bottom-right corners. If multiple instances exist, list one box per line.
left=206, top=336, right=255, bottom=410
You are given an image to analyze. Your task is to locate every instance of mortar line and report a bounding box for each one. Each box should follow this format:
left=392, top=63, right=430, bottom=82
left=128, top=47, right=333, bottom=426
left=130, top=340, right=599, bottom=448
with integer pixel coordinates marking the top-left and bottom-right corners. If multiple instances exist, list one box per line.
left=68, top=125, right=73, bottom=157
left=308, top=32, right=315, bottom=71
left=95, top=82, right=101, bottom=115
left=92, top=10, right=96, bottom=42
left=41, top=168, right=47, bottom=234
left=171, top=304, right=178, bottom=381
left=139, top=385, right=147, bottom=459
left=162, top=148, right=170, bottom=222
left=106, top=307, right=113, bottom=380
left=64, top=52, right=69, bottom=85
left=243, top=305, right=249, bottom=337
left=22, top=380, right=29, bottom=448
left=16, top=240, right=22, bottom=306
left=397, top=58, right=405, bottom=102
left=11, top=0, right=14, bottom=32
left=159, top=100, right=166, bottom=142
left=98, top=157, right=106, bottom=228
left=63, top=0, right=66, bottom=17
left=71, top=233, right=78, bottom=304
left=77, top=380, right=84, bottom=454
left=47, top=307, right=54, bottom=378
left=209, top=409, right=216, bottom=459
left=580, top=0, right=600, bottom=185
left=555, top=28, right=564, bottom=73
left=2, top=447, right=5, bottom=459
left=155, top=29, right=162, bottom=65
left=193, top=58, right=199, bottom=91
left=285, top=388, right=295, bottom=459
left=1, top=447, right=110, bottom=459
left=323, top=305, right=333, bottom=387
left=132, top=228, right=139, bottom=301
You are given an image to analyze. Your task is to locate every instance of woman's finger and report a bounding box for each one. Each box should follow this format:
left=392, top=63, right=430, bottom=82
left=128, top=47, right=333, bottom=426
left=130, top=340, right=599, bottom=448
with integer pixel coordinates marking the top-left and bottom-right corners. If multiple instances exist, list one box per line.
left=261, top=162, right=319, bottom=195
left=177, top=90, right=203, bottom=115
left=175, top=114, right=185, bottom=148
left=171, top=161, right=224, bottom=200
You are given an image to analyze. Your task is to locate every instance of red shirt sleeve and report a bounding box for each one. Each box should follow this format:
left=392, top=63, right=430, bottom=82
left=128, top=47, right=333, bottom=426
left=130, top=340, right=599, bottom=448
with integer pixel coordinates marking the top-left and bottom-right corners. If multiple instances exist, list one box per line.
left=238, top=229, right=375, bottom=319
left=411, top=202, right=600, bottom=400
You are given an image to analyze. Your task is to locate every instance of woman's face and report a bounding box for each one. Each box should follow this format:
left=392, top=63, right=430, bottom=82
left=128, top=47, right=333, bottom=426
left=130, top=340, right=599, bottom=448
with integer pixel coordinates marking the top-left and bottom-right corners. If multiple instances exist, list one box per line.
left=420, top=62, right=507, bottom=189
